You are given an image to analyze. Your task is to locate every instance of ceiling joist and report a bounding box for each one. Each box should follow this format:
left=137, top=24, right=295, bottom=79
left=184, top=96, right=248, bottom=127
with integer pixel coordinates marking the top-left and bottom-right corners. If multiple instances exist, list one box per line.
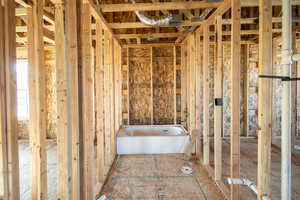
left=99, top=1, right=221, bottom=12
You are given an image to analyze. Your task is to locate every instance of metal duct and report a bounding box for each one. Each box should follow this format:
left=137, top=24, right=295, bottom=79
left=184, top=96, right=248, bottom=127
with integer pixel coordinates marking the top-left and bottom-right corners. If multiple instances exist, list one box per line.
left=180, top=8, right=213, bottom=35
left=191, top=8, right=213, bottom=22
left=130, top=0, right=182, bottom=27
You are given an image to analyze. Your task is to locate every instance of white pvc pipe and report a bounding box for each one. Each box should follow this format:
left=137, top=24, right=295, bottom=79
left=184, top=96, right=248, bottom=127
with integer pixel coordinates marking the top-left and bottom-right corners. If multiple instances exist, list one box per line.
left=282, top=0, right=292, bottom=199
left=227, top=178, right=271, bottom=200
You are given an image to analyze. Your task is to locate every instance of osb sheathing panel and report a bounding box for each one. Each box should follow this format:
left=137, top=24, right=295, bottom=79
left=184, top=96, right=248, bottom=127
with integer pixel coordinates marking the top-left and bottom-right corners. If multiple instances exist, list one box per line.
left=128, top=48, right=152, bottom=125
left=153, top=47, right=174, bottom=124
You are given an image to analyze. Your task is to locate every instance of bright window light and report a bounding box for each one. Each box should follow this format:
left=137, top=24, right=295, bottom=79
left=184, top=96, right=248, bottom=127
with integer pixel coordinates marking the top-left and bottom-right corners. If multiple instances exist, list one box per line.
left=16, top=61, right=29, bottom=120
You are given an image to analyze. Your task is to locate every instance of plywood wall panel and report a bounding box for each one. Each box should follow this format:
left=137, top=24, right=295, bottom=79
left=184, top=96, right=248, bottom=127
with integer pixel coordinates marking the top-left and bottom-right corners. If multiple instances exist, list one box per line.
left=128, top=48, right=152, bottom=125
left=152, top=47, right=174, bottom=124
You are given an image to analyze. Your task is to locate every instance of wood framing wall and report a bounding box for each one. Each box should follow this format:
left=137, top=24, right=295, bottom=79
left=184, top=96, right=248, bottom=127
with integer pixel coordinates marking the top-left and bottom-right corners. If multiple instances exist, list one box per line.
left=121, top=45, right=181, bottom=125
left=0, top=1, right=123, bottom=199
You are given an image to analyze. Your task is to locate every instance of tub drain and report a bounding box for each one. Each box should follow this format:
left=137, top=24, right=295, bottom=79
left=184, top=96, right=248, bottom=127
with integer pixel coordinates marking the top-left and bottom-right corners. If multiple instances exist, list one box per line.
left=181, top=166, right=193, bottom=174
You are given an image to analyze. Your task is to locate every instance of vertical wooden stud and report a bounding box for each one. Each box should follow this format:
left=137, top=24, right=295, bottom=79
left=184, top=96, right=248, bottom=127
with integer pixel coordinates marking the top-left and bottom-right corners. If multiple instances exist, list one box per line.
left=214, top=15, right=223, bottom=181
left=95, top=20, right=105, bottom=184
left=174, top=46, right=177, bottom=124
left=104, top=31, right=112, bottom=169
left=80, top=3, right=94, bottom=200
left=257, top=0, right=272, bottom=199
left=203, top=24, right=210, bottom=165
left=27, top=0, right=47, bottom=198
left=230, top=0, right=241, bottom=199
left=0, top=2, right=9, bottom=198
left=64, top=0, right=81, bottom=198
left=150, top=47, right=154, bottom=124
left=181, top=44, right=187, bottom=127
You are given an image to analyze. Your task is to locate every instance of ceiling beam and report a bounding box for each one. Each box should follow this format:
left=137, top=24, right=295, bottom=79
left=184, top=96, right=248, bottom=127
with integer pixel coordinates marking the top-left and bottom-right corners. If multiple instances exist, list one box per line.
left=116, top=32, right=181, bottom=39
left=99, top=1, right=221, bottom=12
left=99, top=0, right=300, bottom=13
left=109, top=21, right=203, bottom=29
left=241, top=0, right=300, bottom=7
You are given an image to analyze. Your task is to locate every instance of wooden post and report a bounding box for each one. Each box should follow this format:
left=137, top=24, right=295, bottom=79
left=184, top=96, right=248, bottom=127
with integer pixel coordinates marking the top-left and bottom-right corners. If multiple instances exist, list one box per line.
left=244, top=44, right=250, bottom=137
left=109, top=35, right=116, bottom=161
left=257, top=0, right=272, bottom=199
left=127, top=47, right=130, bottom=125
left=150, top=47, right=154, bottom=124
left=195, top=32, right=201, bottom=132
left=230, top=0, right=241, bottom=199
left=189, top=34, right=196, bottom=132
left=203, top=24, right=210, bottom=165
left=181, top=44, right=187, bottom=127
left=214, top=15, right=223, bottom=181
left=4, top=0, right=20, bottom=198
left=0, top=2, right=9, bottom=198
left=64, top=0, right=80, bottom=198
left=80, top=3, right=95, bottom=200
left=54, top=0, right=81, bottom=199
left=95, top=19, right=105, bottom=184
left=54, top=2, right=70, bottom=199
left=27, top=0, right=47, bottom=198
left=104, top=30, right=112, bottom=169
left=174, top=46, right=177, bottom=124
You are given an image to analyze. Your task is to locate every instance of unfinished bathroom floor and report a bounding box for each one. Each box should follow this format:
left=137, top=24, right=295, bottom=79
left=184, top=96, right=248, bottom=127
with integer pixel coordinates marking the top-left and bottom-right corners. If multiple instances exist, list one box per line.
left=100, top=154, right=224, bottom=200
left=221, top=139, right=300, bottom=200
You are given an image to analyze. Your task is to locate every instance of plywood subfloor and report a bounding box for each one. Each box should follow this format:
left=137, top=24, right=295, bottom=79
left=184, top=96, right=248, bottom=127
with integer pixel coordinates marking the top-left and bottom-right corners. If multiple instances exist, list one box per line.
left=19, top=140, right=57, bottom=200
left=220, top=139, right=300, bottom=200
left=100, top=154, right=224, bottom=199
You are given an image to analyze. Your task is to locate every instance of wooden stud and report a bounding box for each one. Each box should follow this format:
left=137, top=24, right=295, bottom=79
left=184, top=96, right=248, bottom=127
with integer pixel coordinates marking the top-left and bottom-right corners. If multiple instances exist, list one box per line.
left=174, top=46, right=177, bottom=124
left=64, top=0, right=81, bottom=198
left=195, top=32, right=201, bottom=131
left=244, top=44, right=250, bottom=137
left=257, top=0, right=272, bottom=198
left=27, top=0, right=47, bottom=198
left=150, top=47, right=154, bottom=124
left=195, top=32, right=202, bottom=159
left=189, top=34, right=196, bottom=132
left=214, top=15, right=223, bottom=181
left=109, top=35, right=116, bottom=161
left=4, top=0, right=20, bottom=197
left=181, top=44, right=187, bottom=127
left=0, top=2, right=8, bottom=199
left=95, top=13, right=105, bottom=187
left=230, top=0, right=241, bottom=199
left=126, top=47, right=130, bottom=125
left=104, top=30, right=112, bottom=169
left=80, top=4, right=95, bottom=200
left=54, top=2, right=73, bottom=199
left=257, top=1, right=273, bottom=199
left=203, top=24, right=210, bottom=166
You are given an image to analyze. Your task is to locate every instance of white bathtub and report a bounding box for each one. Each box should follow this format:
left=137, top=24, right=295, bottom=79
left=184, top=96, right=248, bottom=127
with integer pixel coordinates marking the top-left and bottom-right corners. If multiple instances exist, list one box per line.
left=117, top=125, right=189, bottom=155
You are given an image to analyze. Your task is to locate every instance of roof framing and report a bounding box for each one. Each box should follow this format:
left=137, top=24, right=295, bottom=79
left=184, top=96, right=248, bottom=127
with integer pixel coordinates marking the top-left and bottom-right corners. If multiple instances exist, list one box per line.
left=99, top=1, right=221, bottom=12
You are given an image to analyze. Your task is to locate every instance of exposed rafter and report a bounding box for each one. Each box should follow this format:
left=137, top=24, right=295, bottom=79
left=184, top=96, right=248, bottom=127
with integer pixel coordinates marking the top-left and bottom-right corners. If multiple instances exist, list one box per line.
left=99, top=1, right=221, bottom=12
